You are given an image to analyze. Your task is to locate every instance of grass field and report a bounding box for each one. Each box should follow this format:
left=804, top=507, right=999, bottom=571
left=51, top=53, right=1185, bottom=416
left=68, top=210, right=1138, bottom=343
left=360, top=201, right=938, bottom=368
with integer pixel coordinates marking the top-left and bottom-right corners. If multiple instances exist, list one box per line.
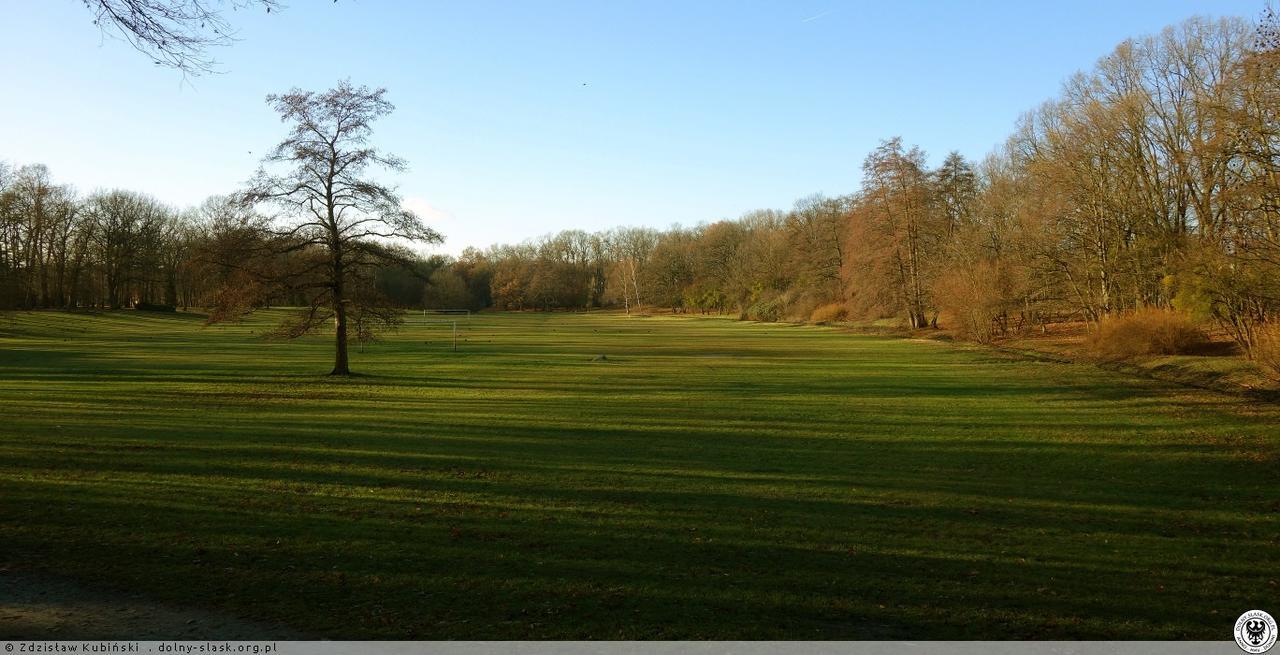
left=1, top=309, right=1278, bottom=639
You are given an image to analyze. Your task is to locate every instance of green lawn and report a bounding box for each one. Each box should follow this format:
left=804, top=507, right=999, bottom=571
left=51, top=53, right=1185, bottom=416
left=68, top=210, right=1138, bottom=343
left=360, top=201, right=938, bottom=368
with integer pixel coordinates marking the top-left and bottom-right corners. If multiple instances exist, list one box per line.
left=1, top=309, right=1277, bottom=639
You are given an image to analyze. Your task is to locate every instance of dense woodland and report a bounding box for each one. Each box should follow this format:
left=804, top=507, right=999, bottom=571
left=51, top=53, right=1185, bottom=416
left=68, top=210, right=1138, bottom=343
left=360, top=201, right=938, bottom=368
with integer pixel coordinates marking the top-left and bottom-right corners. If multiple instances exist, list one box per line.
left=3, top=13, right=1279, bottom=362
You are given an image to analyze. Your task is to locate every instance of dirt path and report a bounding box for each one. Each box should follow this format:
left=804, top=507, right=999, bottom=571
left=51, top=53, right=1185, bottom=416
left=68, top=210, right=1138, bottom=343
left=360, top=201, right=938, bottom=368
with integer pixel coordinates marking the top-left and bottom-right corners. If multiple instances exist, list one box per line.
left=0, top=571, right=307, bottom=640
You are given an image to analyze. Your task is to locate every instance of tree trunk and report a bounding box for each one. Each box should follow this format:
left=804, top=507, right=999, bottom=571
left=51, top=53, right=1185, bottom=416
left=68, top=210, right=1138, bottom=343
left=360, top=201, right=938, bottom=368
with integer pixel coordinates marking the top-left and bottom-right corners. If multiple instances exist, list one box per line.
left=331, top=253, right=350, bottom=375
left=332, top=297, right=350, bottom=375
left=106, top=270, right=120, bottom=309
left=164, top=270, right=178, bottom=306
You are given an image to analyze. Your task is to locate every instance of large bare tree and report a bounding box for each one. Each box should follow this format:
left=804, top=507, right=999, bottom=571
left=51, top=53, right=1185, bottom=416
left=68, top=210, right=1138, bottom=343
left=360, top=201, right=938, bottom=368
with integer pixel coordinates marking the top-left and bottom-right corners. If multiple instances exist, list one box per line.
left=241, top=81, right=442, bottom=375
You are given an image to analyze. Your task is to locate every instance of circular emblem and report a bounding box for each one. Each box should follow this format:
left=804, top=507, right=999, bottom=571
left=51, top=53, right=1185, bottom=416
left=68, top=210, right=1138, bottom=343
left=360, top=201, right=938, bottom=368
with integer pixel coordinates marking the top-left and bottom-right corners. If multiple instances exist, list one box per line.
left=1236, top=610, right=1277, bottom=653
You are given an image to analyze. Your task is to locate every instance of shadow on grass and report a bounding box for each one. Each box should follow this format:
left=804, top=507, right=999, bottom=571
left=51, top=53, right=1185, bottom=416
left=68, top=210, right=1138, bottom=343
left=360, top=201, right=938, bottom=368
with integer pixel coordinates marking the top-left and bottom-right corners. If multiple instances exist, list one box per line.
left=2, top=310, right=1278, bottom=638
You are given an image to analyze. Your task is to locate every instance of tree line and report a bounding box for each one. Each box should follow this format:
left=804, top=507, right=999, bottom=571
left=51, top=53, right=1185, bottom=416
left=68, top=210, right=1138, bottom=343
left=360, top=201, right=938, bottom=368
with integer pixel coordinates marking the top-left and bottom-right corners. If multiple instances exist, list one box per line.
left=4, top=12, right=1278, bottom=368
left=0, top=169, right=193, bottom=311
left=438, top=13, right=1280, bottom=362
left=0, top=175, right=445, bottom=314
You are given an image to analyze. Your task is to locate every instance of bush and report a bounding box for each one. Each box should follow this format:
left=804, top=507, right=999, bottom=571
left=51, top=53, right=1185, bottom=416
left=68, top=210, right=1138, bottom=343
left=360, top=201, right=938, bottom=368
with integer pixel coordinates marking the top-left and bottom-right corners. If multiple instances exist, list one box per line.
left=810, top=303, right=848, bottom=324
left=1087, top=307, right=1207, bottom=360
left=780, top=290, right=819, bottom=322
left=134, top=302, right=176, bottom=312
left=933, top=261, right=1008, bottom=343
left=1253, top=322, right=1280, bottom=382
left=745, top=296, right=784, bottom=322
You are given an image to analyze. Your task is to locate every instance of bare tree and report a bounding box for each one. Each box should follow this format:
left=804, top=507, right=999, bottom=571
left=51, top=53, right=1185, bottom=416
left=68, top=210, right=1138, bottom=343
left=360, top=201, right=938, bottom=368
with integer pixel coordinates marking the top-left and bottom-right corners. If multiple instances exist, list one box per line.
left=855, top=138, right=942, bottom=328
left=786, top=193, right=849, bottom=302
left=933, top=152, right=977, bottom=237
left=1258, top=4, right=1280, bottom=50
left=606, top=227, right=658, bottom=314
left=83, top=0, right=282, bottom=75
left=239, top=81, right=442, bottom=375
left=83, top=190, right=168, bottom=309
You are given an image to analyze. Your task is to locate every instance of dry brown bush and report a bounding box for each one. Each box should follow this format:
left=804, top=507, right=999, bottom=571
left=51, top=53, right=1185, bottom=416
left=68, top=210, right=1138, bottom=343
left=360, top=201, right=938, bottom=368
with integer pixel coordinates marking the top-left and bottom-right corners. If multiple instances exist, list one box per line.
left=1087, top=307, right=1208, bottom=360
left=1253, top=322, right=1280, bottom=382
left=810, top=303, right=848, bottom=323
left=931, top=260, right=1016, bottom=343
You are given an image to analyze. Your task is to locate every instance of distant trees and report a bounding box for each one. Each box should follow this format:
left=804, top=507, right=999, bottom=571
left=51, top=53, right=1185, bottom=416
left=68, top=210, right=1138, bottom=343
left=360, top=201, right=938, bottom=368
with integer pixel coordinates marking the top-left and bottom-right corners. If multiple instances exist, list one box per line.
left=477, top=210, right=799, bottom=319
left=0, top=166, right=195, bottom=310
left=1, top=164, right=75, bottom=307
left=640, top=226, right=697, bottom=311
left=9, top=10, right=1280, bottom=370
left=229, top=81, right=443, bottom=375
left=84, top=190, right=170, bottom=309
left=608, top=227, right=659, bottom=314
left=448, top=11, right=1279, bottom=355
left=0, top=155, right=459, bottom=330
left=998, top=16, right=1279, bottom=356
left=785, top=193, right=849, bottom=304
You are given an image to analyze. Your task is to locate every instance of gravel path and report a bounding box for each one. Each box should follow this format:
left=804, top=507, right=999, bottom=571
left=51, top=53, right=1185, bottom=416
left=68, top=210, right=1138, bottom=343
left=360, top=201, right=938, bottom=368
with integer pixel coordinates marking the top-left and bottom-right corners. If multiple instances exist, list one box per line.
left=0, top=570, right=307, bottom=640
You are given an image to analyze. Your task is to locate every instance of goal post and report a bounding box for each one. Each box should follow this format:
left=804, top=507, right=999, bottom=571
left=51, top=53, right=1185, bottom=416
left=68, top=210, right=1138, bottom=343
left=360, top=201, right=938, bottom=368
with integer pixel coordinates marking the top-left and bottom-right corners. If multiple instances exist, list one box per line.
left=414, top=309, right=472, bottom=352
left=418, top=318, right=458, bottom=351
left=421, top=308, right=470, bottom=323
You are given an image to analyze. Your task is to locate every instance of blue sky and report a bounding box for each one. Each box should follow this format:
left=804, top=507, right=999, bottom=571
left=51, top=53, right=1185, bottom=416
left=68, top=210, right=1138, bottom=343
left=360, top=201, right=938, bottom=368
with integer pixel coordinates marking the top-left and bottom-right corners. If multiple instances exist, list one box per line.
left=0, top=1, right=1265, bottom=254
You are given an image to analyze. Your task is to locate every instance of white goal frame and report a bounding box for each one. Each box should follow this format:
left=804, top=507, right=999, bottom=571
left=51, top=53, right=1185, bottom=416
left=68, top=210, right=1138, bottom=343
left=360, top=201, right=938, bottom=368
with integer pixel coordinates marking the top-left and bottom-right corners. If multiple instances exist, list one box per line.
left=419, top=319, right=459, bottom=352
left=421, top=308, right=470, bottom=323
left=415, top=309, right=472, bottom=352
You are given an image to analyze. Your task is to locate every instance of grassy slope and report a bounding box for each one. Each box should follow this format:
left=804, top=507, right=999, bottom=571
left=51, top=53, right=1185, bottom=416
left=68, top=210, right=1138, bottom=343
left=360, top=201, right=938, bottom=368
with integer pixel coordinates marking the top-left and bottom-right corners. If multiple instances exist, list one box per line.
left=0, top=310, right=1277, bottom=639
left=988, top=322, right=1280, bottom=398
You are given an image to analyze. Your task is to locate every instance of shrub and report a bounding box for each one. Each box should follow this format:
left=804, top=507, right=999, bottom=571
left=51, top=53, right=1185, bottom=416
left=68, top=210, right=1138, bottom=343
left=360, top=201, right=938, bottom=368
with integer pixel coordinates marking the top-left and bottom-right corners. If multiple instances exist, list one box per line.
left=781, top=290, right=819, bottom=322
left=1164, top=272, right=1214, bottom=322
left=810, top=303, right=848, bottom=324
left=932, top=260, right=1015, bottom=343
left=134, top=302, right=176, bottom=312
left=1253, top=322, right=1280, bottom=382
left=1087, top=307, right=1208, bottom=360
left=745, top=296, right=784, bottom=322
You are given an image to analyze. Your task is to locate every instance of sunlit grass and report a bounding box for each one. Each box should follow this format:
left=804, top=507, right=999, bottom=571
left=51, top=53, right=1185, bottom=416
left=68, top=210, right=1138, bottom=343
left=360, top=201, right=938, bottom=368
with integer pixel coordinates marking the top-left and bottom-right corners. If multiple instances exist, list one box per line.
left=1, top=309, right=1277, bottom=638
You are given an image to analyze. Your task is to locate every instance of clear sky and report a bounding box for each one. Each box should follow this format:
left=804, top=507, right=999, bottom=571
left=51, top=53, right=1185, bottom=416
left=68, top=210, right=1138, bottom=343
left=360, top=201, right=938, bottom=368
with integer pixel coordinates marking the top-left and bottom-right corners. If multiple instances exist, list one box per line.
left=0, top=1, right=1265, bottom=255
